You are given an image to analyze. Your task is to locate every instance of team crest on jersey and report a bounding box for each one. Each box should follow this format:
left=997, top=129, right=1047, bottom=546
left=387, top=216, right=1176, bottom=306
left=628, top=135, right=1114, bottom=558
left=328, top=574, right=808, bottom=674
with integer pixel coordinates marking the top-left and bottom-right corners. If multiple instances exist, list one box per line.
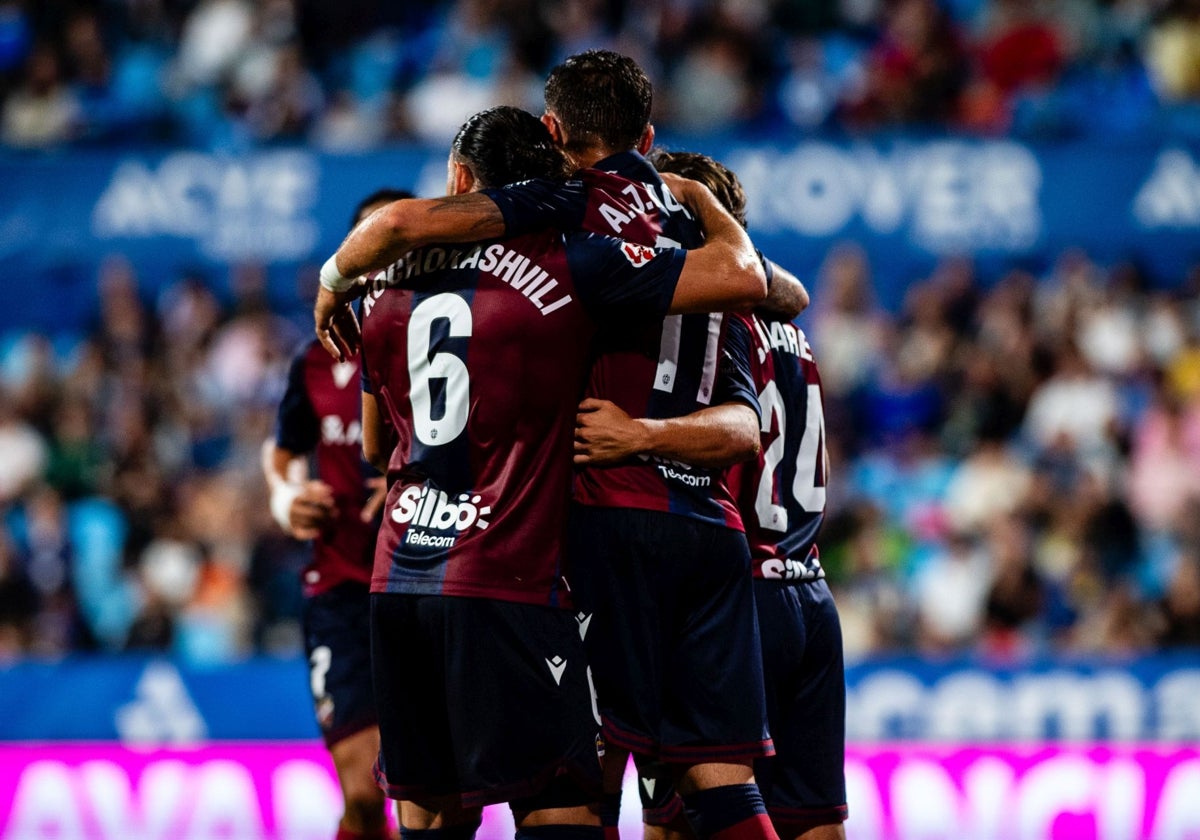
left=392, top=485, right=492, bottom=549
left=620, top=241, right=657, bottom=267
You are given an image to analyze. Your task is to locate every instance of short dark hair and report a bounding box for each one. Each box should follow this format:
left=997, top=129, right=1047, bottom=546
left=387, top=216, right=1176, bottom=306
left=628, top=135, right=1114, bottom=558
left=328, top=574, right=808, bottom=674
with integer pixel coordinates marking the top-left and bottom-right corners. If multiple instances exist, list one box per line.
left=649, top=149, right=747, bottom=228
left=544, top=50, right=652, bottom=153
left=451, top=106, right=570, bottom=189
left=351, top=188, right=414, bottom=230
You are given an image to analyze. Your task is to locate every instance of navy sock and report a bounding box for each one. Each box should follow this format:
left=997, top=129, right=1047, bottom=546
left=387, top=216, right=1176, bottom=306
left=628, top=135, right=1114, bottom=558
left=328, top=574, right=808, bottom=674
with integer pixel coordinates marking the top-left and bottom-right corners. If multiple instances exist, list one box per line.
left=514, top=825, right=605, bottom=840
left=399, top=824, right=479, bottom=840
left=600, top=791, right=621, bottom=840
left=680, top=784, right=772, bottom=840
left=600, top=791, right=621, bottom=828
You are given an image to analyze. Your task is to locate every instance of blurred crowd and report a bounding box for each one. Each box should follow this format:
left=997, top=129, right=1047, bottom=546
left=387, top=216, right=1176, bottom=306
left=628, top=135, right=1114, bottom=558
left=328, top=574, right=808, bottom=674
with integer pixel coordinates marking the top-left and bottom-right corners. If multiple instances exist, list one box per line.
left=813, top=246, right=1200, bottom=659
left=1, top=0, right=1199, bottom=666
left=6, top=0, right=1200, bottom=150
left=2, top=244, right=1200, bottom=664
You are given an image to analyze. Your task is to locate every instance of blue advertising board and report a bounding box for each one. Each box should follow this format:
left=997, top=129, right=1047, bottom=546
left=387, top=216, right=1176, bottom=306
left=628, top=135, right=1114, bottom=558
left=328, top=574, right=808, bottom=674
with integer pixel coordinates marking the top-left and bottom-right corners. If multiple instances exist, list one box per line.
left=3, top=137, right=1200, bottom=332
left=1, top=654, right=1197, bottom=744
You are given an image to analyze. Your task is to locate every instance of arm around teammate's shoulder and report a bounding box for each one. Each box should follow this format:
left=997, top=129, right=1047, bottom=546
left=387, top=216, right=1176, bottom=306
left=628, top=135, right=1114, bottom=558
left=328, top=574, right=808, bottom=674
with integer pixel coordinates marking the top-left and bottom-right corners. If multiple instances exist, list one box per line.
left=665, top=177, right=766, bottom=315
left=333, top=194, right=507, bottom=279
left=757, top=258, right=810, bottom=320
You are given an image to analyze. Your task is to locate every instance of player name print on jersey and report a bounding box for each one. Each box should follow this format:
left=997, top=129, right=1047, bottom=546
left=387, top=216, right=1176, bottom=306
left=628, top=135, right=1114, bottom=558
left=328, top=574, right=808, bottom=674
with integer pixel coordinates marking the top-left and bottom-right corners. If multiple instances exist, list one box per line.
left=591, top=177, right=692, bottom=234
left=364, top=244, right=572, bottom=317
left=753, top=317, right=814, bottom=364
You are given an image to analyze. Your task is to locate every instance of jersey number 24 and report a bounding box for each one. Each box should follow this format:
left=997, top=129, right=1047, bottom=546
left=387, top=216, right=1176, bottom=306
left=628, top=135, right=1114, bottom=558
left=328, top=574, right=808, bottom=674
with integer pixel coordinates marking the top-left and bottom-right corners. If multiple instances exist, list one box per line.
left=755, top=380, right=826, bottom=532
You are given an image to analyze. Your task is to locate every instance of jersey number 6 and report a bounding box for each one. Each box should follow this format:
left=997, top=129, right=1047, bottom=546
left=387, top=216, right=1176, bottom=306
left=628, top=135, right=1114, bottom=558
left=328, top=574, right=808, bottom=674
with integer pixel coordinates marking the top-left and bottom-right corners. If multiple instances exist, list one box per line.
left=408, top=293, right=472, bottom=446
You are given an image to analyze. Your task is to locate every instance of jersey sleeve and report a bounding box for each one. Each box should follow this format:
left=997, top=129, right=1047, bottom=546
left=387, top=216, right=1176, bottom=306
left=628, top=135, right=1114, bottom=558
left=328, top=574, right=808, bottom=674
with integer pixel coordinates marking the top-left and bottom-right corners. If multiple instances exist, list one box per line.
left=481, top=178, right=588, bottom=237
left=565, top=233, right=686, bottom=324
left=275, top=349, right=320, bottom=454
left=714, top=315, right=761, bottom=420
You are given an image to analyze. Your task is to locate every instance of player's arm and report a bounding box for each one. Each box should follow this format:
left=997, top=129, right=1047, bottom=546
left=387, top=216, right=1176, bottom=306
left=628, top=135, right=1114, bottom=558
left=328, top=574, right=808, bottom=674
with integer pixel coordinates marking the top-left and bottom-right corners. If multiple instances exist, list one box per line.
left=315, top=181, right=590, bottom=359
left=757, top=257, right=810, bottom=319
left=361, top=391, right=389, bottom=475
left=575, top=400, right=759, bottom=468
left=315, top=196, right=508, bottom=360
left=261, top=441, right=338, bottom=540
left=329, top=194, right=505, bottom=281
left=576, top=315, right=762, bottom=468
left=663, top=177, right=766, bottom=314
left=267, top=349, right=338, bottom=538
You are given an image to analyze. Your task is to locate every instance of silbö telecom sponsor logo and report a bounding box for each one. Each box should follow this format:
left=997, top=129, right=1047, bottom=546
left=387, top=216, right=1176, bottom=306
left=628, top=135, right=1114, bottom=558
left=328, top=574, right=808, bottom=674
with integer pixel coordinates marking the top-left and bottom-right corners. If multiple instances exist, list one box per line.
left=392, top=485, right=491, bottom=549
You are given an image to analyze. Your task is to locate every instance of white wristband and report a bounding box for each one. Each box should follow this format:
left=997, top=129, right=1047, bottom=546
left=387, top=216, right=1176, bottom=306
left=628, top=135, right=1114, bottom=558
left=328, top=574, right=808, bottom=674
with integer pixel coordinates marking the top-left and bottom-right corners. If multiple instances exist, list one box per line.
left=319, top=255, right=356, bottom=293
left=270, top=481, right=303, bottom=533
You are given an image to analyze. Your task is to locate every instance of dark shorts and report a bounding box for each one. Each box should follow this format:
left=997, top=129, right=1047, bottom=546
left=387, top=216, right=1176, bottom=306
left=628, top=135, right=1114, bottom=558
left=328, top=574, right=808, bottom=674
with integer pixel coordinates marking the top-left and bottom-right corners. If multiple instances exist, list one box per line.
left=370, top=593, right=604, bottom=809
left=303, top=582, right=377, bottom=748
left=567, top=505, right=772, bottom=764
left=753, top=578, right=848, bottom=833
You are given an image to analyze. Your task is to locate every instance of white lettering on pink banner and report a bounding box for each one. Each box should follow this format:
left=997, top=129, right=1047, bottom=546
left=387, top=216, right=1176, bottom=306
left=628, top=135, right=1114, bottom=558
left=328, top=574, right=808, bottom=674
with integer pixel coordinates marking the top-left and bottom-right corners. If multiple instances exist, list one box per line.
left=0, top=745, right=1198, bottom=840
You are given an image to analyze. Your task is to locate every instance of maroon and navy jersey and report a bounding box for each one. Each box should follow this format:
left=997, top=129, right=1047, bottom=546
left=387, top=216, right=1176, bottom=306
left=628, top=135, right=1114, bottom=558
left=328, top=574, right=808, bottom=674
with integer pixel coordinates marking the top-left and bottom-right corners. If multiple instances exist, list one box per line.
left=727, top=314, right=828, bottom=581
left=359, top=226, right=686, bottom=608
left=487, top=152, right=759, bottom=529
left=275, top=341, right=376, bottom=596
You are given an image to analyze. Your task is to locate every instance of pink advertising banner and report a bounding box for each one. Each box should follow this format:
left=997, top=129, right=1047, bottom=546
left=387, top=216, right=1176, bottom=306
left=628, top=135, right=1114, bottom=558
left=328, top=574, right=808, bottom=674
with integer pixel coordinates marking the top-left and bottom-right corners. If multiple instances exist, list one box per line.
left=0, top=743, right=1198, bottom=840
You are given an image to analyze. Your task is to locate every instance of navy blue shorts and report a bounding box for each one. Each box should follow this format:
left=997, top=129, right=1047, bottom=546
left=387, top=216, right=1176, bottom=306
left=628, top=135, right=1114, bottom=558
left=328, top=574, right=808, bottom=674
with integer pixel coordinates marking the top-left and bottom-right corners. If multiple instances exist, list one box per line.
left=754, top=578, right=847, bottom=833
left=567, top=505, right=772, bottom=764
left=303, top=582, right=377, bottom=747
left=370, top=593, right=604, bottom=809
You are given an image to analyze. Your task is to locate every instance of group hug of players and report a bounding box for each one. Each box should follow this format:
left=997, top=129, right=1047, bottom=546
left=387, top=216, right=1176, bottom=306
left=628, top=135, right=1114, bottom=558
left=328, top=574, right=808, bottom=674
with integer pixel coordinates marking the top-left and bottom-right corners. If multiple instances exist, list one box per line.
left=263, top=50, right=846, bottom=840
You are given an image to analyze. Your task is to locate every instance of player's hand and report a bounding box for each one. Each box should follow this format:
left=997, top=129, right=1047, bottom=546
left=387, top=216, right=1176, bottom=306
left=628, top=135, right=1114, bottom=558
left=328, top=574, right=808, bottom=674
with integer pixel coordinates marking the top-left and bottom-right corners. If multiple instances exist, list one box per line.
left=314, top=286, right=361, bottom=361
left=575, top=398, right=651, bottom=465
left=289, top=480, right=337, bottom=539
left=361, top=476, right=387, bottom=523
left=658, top=172, right=708, bottom=210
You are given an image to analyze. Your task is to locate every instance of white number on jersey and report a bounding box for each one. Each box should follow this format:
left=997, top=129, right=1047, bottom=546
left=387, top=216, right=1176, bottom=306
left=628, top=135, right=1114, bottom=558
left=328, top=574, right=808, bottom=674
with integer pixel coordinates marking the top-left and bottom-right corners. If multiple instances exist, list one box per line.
left=408, top=293, right=471, bottom=446
left=654, top=312, right=724, bottom=404
left=755, top=381, right=827, bottom=532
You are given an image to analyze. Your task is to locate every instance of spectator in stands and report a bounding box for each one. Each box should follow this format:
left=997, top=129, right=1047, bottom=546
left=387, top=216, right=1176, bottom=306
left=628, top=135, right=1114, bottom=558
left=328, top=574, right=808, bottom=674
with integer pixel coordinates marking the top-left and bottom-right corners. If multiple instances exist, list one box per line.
left=0, top=392, right=47, bottom=505
left=840, top=0, right=968, bottom=126
left=1158, top=551, right=1200, bottom=646
left=1, top=42, right=78, bottom=147
left=1147, top=0, right=1200, bottom=101
left=0, top=529, right=37, bottom=659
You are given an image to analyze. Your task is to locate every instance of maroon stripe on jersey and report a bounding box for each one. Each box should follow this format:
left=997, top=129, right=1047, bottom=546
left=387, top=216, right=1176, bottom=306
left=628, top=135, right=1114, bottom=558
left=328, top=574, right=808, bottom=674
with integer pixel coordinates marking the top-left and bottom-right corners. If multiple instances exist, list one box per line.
left=298, top=342, right=375, bottom=595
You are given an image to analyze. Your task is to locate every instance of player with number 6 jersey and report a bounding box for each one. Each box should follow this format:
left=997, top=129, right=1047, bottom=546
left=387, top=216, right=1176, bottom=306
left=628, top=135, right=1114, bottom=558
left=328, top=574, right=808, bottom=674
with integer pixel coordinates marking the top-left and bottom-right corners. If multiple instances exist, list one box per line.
left=324, top=106, right=765, bottom=835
